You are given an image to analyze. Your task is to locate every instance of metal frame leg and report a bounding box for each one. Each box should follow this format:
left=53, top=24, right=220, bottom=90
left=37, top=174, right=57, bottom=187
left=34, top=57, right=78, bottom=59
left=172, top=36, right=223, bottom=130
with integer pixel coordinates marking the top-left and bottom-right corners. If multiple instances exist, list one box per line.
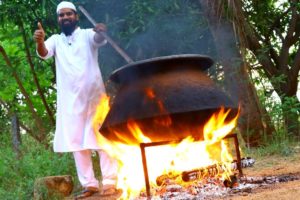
left=140, top=143, right=151, bottom=198
left=224, top=133, right=243, bottom=176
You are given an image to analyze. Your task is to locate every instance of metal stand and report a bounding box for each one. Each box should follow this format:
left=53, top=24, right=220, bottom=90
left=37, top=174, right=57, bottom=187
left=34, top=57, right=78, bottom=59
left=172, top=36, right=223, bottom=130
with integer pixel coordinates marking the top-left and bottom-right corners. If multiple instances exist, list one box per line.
left=139, top=133, right=242, bottom=198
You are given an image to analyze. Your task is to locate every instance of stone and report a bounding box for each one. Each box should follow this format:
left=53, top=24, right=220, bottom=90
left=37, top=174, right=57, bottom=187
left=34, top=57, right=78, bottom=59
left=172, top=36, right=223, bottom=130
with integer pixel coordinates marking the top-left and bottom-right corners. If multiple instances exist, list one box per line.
left=33, top=175, right=73, bottom=200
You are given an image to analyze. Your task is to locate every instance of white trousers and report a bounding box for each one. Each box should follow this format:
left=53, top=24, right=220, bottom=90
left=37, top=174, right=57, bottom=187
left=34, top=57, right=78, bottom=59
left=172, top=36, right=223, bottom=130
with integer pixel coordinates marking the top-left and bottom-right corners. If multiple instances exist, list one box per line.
left=73, top=149, right=118, bottom=188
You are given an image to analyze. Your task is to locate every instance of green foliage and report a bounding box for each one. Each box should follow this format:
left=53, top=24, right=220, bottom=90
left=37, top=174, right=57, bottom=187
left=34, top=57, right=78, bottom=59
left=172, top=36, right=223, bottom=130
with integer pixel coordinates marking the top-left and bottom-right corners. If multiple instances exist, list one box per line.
left=0, top=109, right=10, bottom=134
left=243, top=0, right=300, bottom=138
left=244, top=0, right=278, bottom=34
left=0, top=0, right=58, bottom=32
left=0, top=0, right=58, bottom=141
left=0, top=133, right=76, bottom=200
left=251, top=66, right=300, bottom=135
left=34, top=184, right=65, bottom=200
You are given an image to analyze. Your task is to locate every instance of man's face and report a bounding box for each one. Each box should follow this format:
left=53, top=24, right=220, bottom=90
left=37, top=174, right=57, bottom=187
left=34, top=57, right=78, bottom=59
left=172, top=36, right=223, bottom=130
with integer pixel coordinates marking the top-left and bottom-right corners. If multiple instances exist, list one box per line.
left=57, top=8, right=78, bottom=36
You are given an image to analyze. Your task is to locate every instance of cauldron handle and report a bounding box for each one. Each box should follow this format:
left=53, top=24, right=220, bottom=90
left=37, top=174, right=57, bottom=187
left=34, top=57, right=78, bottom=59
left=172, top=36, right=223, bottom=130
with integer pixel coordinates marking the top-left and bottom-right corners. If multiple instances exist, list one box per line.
left=78, top=6, right=134, bottom=64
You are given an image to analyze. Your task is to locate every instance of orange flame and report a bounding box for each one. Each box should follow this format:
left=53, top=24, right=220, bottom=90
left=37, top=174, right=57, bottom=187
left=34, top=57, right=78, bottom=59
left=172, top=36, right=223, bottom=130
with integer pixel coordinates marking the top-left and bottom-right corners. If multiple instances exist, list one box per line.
left=93, top=93, right=240, bottom=199
left=93, top=94, right=110, bottom=136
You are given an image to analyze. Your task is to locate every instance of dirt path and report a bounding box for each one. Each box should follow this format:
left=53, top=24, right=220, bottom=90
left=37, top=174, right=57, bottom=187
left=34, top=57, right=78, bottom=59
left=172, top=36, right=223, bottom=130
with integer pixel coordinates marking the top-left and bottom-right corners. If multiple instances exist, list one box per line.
left=223, top=147, right=300, bottom=200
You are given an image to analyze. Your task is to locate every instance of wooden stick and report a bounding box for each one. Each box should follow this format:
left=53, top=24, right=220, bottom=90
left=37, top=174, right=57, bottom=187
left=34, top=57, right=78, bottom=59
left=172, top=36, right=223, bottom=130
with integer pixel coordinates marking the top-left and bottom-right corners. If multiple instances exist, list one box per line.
left=156, top=157, right=255, bottom=186
left=78, top=6, right=133, bottom=64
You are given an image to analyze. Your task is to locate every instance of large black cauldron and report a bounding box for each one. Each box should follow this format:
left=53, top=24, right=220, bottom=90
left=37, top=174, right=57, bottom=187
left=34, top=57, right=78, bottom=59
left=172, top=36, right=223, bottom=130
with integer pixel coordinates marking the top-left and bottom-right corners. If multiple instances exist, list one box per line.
left=100, top=54, right=238, bottom=144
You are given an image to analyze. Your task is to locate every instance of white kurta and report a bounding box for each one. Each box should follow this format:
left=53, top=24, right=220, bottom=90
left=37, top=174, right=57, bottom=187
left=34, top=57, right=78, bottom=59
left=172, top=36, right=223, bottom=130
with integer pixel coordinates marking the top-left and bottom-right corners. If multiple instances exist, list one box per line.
left=39, top=27, right=106, bottom=152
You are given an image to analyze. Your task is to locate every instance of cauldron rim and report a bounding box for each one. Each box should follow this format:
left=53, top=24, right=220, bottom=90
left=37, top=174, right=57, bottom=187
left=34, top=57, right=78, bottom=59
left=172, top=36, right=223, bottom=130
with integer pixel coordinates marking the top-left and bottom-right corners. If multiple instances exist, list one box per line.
left=110, top=54, right=214, bottom=84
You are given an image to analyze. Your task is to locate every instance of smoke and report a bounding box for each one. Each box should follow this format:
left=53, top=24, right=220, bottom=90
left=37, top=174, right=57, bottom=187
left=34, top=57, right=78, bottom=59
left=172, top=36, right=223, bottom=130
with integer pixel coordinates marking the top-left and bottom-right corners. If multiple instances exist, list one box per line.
left=79, top=0, right=216, bottom=81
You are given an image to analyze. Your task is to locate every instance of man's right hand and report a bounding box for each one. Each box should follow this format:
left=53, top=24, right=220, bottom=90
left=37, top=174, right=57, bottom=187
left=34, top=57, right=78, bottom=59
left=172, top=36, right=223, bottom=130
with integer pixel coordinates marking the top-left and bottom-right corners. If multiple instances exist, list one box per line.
left=34, top=22, right=48, bottom=57
left=34, top=22, right=45, bottom=44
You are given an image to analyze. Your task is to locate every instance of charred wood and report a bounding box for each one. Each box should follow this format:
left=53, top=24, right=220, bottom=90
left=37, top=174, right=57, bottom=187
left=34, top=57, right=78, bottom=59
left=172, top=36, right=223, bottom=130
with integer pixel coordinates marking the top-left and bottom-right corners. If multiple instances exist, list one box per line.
left=156, top=157, right=255, bottom=186
left=240, top=174, right=299, bottom=184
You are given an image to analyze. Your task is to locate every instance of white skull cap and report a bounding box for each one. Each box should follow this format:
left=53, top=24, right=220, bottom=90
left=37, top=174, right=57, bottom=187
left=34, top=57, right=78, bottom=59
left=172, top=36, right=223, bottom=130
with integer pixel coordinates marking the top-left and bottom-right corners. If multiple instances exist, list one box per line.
left=56, top=1, right=77, bottom=14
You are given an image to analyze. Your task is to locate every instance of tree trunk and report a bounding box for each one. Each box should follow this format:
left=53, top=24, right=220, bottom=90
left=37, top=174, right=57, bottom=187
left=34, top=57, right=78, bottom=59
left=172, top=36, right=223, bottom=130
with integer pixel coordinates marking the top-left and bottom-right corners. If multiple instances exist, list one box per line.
left=11, top=113, right=22, bottom=159
left=199, top=0, right=275, bottom=146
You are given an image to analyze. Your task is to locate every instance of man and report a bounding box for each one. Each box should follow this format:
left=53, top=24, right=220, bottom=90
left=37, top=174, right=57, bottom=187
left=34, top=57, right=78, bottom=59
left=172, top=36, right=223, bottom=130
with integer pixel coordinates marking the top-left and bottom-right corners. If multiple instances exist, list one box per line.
left=33, top=1, right=118, bottom=198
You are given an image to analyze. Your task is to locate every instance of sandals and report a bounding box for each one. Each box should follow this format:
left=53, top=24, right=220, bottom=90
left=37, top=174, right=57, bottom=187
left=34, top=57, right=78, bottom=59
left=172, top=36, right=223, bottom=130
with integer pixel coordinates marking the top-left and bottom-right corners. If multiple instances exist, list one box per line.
left=75, top=186, right=99, bottom=199
left=74, top=185, right=122, bottom=199
left=100, top=184, right=122, bottom=196
left=101, top=184, right=117, bottom=195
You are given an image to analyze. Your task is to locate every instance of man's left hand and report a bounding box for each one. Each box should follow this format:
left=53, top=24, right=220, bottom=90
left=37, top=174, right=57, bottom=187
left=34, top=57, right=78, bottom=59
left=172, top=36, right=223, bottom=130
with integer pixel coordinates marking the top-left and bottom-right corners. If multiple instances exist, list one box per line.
left=93, top=23, right=107, bottom=33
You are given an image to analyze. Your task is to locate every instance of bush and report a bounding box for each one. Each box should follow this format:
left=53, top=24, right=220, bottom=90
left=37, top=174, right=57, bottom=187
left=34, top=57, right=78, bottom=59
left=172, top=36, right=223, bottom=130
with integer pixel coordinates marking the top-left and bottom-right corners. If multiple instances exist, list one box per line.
left=0, top=132, right=77, bottom=200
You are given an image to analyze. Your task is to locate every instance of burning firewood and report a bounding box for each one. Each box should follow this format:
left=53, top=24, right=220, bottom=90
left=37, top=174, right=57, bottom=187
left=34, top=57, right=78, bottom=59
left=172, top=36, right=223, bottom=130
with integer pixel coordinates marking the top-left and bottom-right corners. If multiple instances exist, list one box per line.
left=223, top=174, right=238, bottom=188
left=156, top=157, right=255, bottom=186
left=182, top=157, right=255, bottom=182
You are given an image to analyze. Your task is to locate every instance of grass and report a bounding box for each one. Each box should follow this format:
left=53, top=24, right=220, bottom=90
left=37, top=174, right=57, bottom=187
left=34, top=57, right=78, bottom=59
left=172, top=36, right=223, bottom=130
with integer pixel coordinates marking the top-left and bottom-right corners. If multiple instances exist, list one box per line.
left=0, top=132, right=77, bottom=200
left=244, top=135, right=297, bottom=158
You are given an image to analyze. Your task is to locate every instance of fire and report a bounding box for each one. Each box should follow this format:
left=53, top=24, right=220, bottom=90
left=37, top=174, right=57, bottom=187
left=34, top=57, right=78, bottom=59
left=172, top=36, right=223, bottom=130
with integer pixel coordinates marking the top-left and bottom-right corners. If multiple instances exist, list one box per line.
left=93, top=93, right=239, bottom=199
left=92, top=94, right=110, bottom=135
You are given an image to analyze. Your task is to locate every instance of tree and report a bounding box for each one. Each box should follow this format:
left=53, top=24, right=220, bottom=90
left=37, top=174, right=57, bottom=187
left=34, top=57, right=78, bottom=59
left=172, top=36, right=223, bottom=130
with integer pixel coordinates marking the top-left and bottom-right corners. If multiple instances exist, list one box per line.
left=230, top=0, right=300, bottom=137
left=0, top=0, right=58, bottom=147
left=199, top=0, right=276, bottom=146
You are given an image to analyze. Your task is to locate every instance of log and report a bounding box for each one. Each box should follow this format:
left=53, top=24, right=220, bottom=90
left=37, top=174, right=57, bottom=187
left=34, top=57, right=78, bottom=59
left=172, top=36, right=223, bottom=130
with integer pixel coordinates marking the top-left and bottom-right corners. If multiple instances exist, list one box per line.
left=156, top=157, right=255, bottom=185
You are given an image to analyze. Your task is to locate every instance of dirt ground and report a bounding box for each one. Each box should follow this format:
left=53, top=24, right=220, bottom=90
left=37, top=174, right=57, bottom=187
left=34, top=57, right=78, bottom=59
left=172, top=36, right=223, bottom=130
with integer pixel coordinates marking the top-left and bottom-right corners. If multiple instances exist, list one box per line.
left=223, top=146, right=300, bottom=200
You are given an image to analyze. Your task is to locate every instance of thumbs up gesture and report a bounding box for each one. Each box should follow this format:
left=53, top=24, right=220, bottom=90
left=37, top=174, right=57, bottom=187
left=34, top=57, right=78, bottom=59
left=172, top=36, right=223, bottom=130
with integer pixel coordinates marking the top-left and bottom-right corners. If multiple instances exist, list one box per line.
left=33, top=22, right=45, bottom=44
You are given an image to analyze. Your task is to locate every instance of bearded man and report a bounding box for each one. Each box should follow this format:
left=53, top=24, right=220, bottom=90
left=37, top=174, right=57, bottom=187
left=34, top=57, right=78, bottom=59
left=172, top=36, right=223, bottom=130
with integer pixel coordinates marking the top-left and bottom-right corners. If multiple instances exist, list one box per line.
left=33, top=1, right=119, bottom=198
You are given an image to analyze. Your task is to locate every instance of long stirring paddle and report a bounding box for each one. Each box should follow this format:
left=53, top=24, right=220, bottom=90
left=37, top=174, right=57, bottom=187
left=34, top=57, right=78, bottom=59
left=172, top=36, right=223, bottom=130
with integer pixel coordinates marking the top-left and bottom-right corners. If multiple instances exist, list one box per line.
left=78, top=6, right=133, bottom=64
